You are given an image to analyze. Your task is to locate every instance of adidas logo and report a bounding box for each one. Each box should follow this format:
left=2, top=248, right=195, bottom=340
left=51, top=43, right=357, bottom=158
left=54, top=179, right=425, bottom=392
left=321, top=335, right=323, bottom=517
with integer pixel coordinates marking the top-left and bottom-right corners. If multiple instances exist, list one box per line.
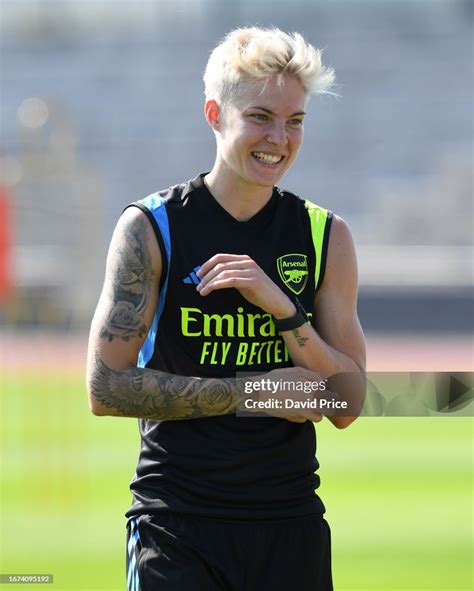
left=182, top=265, right=201, bottom=285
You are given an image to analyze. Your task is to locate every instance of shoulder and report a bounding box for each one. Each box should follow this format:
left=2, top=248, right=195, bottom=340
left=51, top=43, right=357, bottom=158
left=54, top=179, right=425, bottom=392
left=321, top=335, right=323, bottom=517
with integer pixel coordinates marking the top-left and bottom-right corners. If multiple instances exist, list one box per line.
left=115, top=204, right=155, bottom=236
left=122, top=176, right=198, bottom=251
left=323, top=214, right=358, bottom=290
left=328, top=214, right=355, bottom=252
left=110, top=204, right=163, bottom=279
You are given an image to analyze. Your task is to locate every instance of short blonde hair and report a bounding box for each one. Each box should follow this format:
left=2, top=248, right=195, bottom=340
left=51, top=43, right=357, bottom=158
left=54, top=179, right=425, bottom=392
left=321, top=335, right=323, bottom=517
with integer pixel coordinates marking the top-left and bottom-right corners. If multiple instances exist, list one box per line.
left=203, top=27, right=335, bottom=104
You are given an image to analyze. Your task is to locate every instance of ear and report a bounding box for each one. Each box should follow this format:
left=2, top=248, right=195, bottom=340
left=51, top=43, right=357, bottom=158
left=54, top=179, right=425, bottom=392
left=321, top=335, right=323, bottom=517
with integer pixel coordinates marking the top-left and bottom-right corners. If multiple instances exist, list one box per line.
left=204, top=99, right=221, bottom=131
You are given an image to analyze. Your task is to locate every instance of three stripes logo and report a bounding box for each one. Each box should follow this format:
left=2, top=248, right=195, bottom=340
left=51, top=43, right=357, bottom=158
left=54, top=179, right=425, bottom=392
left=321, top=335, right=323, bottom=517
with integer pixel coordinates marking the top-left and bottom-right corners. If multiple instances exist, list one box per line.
left=182, top=265, right=201, bottom=285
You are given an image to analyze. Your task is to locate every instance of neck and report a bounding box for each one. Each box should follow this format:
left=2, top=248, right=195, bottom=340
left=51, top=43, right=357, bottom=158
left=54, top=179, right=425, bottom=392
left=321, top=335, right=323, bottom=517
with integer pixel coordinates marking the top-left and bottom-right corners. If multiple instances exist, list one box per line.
left=204, top=167, right=274, bottom=222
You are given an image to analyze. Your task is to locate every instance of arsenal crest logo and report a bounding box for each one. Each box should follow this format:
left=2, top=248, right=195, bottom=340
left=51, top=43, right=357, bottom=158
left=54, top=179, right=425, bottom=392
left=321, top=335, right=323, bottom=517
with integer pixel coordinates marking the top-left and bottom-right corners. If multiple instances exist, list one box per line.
left=277, top=254, right=309, bottom=295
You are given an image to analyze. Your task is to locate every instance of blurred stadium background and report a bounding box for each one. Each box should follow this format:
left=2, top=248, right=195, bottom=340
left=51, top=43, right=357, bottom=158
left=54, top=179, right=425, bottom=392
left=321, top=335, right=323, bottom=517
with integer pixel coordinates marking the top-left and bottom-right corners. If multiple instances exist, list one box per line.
left=1, top=1, right=472, bottom=590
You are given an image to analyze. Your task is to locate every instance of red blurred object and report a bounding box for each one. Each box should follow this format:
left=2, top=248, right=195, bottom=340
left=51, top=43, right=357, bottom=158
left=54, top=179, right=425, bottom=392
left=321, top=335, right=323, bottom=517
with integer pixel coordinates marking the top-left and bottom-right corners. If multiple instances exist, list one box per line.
left=0, top=185, right=13, bottom=300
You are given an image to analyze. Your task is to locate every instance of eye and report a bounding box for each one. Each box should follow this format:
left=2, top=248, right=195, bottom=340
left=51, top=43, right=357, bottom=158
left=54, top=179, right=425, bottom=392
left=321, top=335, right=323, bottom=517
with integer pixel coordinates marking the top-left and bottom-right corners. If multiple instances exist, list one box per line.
left=288, top=118, right=304, bottom=127
left=251, top=113, right=269, bottom=122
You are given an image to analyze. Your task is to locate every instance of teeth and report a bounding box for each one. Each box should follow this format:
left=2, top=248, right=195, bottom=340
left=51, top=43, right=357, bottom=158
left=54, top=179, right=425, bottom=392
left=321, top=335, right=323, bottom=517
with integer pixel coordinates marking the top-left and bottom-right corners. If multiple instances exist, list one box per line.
left=252, top=152, right=283, bottom=164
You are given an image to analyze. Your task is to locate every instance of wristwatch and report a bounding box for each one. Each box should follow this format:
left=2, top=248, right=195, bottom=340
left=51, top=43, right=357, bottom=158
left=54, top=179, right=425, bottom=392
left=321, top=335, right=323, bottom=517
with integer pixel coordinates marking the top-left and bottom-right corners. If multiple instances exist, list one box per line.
left=272, top=295, right=309, bottom=333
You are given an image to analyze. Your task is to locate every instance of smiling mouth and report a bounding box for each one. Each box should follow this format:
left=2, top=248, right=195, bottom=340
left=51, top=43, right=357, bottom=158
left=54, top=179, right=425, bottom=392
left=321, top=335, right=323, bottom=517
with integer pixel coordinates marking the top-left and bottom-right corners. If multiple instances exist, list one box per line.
left=251, top=152, right=284, bottom=165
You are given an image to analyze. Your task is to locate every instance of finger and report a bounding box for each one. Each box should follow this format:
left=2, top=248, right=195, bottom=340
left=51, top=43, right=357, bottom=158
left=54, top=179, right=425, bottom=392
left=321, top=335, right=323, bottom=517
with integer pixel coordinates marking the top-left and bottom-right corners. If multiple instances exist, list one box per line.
left=198, top=274, right=254, bottom=296
left=197, top=261, right=257, bottom=291
left=197, top=254, right=251, bottom=277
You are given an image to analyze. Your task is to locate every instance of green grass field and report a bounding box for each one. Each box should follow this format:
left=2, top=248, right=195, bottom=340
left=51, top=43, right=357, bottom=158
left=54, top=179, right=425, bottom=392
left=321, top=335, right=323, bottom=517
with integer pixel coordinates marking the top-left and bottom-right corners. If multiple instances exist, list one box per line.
left=1, top=371, right=473, bottom=591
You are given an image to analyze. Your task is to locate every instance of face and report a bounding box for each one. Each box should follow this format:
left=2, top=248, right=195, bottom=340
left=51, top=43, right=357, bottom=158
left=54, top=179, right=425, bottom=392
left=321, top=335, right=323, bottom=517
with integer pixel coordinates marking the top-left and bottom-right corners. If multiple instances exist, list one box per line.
left=209, top=75, right=307, bottom=191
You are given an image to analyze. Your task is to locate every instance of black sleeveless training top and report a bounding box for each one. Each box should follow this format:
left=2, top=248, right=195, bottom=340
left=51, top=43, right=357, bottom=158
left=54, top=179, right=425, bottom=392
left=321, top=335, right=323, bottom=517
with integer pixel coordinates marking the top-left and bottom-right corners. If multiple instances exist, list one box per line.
left=125, top=173, right=333, bottom=520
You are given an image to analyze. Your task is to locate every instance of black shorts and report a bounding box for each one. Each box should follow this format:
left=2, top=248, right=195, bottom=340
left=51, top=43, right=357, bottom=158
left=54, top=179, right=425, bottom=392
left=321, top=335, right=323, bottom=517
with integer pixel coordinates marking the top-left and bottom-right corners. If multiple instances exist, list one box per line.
left=126, top=512, right=333, bottom=591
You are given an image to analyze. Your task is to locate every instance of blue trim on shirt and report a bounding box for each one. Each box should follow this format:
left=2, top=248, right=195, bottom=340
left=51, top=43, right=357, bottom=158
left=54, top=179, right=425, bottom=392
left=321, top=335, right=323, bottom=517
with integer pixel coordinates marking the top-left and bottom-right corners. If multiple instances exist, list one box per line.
left=136, top=194, right=171, bottom=368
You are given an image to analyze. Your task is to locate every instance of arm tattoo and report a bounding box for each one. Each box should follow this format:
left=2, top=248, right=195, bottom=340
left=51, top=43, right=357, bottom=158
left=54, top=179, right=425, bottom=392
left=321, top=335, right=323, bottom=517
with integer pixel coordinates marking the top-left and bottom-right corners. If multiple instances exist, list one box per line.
left=291, top=328, right=309, bottom=348
left=100, top=216, right=152, bottom=342
left=90, top=353, right=240, bottom=420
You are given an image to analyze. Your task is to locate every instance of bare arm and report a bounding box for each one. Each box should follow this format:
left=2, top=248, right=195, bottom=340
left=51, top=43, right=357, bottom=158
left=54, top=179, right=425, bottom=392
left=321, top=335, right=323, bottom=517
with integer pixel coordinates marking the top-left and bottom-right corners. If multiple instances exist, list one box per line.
left=281, top=216, right=366, bottom=373
left=86, top=207, right=239, bottom=420
left=88, top=353, right=239, bottom=419
left=280, top=215, right=366, bottom=427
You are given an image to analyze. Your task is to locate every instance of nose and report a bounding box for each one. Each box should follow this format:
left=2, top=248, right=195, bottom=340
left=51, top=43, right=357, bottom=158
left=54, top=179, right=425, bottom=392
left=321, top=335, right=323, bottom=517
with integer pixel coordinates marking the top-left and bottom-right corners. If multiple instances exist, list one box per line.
left=266, top=121, right=287, bottom=147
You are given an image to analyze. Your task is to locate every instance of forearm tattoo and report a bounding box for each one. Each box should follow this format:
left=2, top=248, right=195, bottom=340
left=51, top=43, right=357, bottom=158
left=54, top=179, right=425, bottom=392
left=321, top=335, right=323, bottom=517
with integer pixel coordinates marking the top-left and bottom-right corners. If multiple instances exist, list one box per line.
left=90, top=353, right=239, bottom=420
left=291, top=328, right=309, bottom=348
left=100, top=216, right=152, bottom=342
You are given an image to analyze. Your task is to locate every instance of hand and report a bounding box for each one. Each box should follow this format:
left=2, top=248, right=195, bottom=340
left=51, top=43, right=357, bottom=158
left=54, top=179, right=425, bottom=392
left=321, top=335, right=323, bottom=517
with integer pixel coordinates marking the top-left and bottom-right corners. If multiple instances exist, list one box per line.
left=241, top=366, right=335, bottom=423
left=196, top=254, right=295, bottom=318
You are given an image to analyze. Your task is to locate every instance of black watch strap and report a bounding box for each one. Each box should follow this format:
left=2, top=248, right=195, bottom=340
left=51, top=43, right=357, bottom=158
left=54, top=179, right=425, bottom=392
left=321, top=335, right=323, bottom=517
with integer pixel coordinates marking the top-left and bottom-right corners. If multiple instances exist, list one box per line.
left=272, top=296, right=309, bottom=333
